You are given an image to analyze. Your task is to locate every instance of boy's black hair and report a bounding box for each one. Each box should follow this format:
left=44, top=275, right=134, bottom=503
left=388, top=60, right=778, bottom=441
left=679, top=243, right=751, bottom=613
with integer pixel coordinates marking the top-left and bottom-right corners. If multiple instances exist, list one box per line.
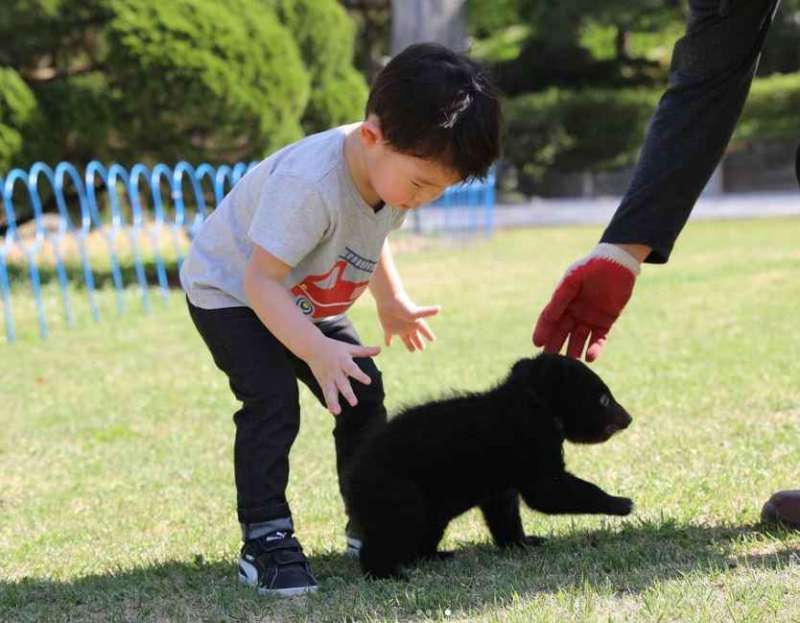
left=366, top=42, right=501, bottom=181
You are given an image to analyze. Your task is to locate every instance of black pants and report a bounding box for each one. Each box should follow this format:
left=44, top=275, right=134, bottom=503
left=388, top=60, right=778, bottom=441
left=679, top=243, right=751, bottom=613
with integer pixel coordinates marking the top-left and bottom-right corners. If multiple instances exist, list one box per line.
left=187, top=299, right=387, bottom=527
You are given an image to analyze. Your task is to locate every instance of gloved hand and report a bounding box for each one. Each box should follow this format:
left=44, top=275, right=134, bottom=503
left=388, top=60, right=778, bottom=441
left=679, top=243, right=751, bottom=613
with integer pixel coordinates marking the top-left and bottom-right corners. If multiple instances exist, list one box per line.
left=532, top=244, right=641, bottom=362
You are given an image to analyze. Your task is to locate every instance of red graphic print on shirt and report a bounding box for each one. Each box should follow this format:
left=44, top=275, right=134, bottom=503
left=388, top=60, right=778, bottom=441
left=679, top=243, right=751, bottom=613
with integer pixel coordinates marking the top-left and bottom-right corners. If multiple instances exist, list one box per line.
left=291, top=248, right=376, bottom=319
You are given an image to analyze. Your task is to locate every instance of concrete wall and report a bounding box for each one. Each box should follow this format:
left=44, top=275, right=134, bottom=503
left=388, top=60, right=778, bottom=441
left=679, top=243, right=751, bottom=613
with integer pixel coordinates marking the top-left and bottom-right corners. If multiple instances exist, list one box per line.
left=722, top=141, right=798, bottom=192
left=533, top=141, right=799, bottom=198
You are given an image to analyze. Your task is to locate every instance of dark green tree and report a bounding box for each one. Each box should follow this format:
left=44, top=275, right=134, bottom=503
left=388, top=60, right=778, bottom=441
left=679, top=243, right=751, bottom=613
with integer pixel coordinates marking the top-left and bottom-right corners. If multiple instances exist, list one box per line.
left=468, top=0, right=683, bottom=94
left=468, top=0, right=800, bottom=195
left=0, top=67, right=38, bottom=172
left=0, top=0, right=366, bottom=169
left=103, top=0, right=309, bottom=163
left=270, top=0, right=369, bottom=132
left=758, top=0, right=800, bottom=75
left=339, top=0, right=391, bottom=84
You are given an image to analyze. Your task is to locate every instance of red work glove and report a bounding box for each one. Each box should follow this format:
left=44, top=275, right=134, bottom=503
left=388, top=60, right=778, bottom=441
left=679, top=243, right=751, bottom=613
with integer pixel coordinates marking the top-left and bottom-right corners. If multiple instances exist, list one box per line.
left=532, top=244, right=641, bottom=362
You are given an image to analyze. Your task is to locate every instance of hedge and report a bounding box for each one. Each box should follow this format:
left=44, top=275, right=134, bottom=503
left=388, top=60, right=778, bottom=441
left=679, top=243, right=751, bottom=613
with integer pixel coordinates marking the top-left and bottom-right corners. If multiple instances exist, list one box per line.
left=504, top=87, right=659, bottom=192
left=0, top=67, right=37, bottom=171
left=504, top=72, right=800, bottom=194
left=0, top=0, right=366, bottom=169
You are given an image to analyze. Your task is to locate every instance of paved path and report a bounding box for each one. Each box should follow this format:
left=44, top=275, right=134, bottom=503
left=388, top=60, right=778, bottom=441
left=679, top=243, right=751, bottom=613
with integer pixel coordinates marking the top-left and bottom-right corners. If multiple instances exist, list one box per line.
left=493, top=192, right=800, bottom=228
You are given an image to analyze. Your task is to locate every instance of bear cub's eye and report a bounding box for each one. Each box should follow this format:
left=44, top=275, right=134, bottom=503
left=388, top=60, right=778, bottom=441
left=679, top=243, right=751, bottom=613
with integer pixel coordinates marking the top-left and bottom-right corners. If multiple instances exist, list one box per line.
left=599, top=394, right=610, bottom=407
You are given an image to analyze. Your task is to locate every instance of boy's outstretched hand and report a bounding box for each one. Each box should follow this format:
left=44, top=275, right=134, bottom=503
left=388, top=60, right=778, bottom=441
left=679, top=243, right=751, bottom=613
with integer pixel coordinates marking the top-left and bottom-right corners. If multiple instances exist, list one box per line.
left=306, top=338, right=381, bottom=416
left=376, top=292, right=440, bottom=352
left=532, top=244, right=643, bottom=362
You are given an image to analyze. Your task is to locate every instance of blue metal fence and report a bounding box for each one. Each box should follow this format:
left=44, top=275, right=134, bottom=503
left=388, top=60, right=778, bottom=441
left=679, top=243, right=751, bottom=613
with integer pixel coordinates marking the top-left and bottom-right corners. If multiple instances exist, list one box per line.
left=0, top=161, right=495, bottom=343
left=411, top=168, right=496, bottom=235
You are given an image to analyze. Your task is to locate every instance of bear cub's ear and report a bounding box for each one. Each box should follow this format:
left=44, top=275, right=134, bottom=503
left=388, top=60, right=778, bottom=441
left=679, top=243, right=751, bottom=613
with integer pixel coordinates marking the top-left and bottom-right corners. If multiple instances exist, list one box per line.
left=509, top=357, right=551, bottom=406
left=510, top=354, right=560, bottom=386
left=509, top=356, right=565, bottom=434
left=508, top=357, right=538, bottom=398
left=510, top=358, right=534, bottom=380
left=510, top=356, right=543, bottom=382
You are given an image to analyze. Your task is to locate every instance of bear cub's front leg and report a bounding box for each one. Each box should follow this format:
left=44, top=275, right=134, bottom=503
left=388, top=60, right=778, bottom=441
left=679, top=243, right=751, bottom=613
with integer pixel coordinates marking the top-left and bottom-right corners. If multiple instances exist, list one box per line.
left=523, top=472, right=634, bottom=517
left=480, top=489, right=546, bottom=548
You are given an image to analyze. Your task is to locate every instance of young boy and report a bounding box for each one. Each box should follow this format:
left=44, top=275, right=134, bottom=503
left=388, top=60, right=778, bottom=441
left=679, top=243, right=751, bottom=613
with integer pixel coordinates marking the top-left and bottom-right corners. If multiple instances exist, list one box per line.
left=180, top=43, right=501, bottom=596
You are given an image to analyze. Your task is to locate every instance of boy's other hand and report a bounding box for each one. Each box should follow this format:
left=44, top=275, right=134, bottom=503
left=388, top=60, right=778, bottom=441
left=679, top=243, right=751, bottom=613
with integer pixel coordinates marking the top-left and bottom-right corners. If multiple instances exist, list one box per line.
left=532, top=244, right=644, bottom=362
left=376, top=292, right=440, bottom=352
left=306, top=338, right=381, bottom=416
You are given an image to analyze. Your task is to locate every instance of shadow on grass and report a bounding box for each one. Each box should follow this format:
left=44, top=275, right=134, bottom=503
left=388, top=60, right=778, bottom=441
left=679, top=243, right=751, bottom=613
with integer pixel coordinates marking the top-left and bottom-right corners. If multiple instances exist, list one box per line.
left=3, top=260, right=184, bottom=292
left=2, top=520, right=799, bottom=622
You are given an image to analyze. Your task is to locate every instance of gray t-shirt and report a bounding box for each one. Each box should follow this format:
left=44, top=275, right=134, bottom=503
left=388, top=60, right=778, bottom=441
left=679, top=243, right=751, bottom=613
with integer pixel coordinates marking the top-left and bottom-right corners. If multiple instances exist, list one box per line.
left=179, top=124, right=407, bottom=319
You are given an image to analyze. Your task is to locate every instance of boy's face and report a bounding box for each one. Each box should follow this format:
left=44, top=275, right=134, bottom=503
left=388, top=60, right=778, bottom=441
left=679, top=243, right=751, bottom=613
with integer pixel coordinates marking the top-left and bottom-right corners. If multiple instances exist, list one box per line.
left=359, top=118, right=462, bottom=210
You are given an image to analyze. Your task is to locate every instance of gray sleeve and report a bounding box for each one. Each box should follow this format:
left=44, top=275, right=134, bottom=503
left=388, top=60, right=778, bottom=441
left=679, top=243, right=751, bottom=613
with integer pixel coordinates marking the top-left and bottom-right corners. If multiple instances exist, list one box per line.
left=248, top=174, right=333, bottom=267
left=601, top=0, right=780, bottom=264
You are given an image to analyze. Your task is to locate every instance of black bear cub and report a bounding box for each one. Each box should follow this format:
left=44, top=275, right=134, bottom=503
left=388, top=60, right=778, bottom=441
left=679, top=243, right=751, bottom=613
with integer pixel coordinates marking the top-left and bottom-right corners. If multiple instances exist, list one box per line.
left=343, top=353, right=634, bottom=579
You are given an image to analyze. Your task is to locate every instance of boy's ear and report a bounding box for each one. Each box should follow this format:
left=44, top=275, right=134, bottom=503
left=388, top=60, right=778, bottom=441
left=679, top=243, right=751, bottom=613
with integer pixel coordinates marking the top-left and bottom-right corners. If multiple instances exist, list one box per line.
left=359, top=117, right=384, bottom=148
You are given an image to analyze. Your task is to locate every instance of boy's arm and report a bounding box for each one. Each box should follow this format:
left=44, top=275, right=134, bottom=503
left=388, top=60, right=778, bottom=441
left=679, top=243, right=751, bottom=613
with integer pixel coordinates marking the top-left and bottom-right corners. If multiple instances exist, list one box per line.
left=244, top=245, right=379, bottom=414
left=244, top=245, right=324, bottom=360
left=368, top=239, right=406, bottom=305
left=368, top=240, right=440, bottom=351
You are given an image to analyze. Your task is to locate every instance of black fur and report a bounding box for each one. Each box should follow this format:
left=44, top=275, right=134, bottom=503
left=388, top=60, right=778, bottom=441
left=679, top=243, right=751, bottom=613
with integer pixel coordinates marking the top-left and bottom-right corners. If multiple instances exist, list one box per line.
left=343, top=353, right=634, bottom=579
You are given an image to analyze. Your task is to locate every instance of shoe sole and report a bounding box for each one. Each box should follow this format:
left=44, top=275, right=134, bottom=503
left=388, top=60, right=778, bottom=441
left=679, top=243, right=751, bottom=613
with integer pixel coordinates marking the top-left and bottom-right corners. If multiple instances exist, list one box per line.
left=238, top=573, right=318, bottom=597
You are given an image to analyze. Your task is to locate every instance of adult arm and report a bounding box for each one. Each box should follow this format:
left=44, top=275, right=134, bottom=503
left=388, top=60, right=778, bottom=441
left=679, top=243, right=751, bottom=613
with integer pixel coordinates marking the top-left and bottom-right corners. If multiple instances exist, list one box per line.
left=602, top=0, right=781, bottom=263
left=533, top=0, right=781, bottom=360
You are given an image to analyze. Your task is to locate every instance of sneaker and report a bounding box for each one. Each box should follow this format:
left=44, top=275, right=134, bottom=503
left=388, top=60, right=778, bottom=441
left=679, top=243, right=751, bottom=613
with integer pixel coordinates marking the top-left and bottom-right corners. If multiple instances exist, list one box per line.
left=345, top=533, right=362, bottom=559
left=344, top=520, right=362, bottom=559
left=238, top=531, right=319, bottom=597
left=761, top=490, right=800, bottom=529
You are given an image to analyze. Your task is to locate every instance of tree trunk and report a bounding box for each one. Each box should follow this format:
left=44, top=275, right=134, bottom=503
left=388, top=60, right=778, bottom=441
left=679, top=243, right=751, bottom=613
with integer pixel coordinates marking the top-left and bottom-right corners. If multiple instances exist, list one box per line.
left=615, top=26, right=630, bottom=61
left=340, top=0, right=391, bottom=84
left=391, top=0, right=467, bottom=55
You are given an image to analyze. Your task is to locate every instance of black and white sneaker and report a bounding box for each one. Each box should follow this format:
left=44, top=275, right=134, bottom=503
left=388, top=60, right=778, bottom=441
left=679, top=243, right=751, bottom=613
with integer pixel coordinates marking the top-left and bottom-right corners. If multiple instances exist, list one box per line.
left=345, top=533, right=363, bottom=559
left=344, top=520, right=362, bottom=559
left=238, top=531, right=319, bottom=597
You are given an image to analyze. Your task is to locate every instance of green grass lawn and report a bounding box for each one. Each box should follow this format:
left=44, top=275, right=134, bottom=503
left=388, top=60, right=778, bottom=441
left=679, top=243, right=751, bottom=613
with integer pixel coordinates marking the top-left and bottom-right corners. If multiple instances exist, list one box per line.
left=2, top=219, right=800, bottom=622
